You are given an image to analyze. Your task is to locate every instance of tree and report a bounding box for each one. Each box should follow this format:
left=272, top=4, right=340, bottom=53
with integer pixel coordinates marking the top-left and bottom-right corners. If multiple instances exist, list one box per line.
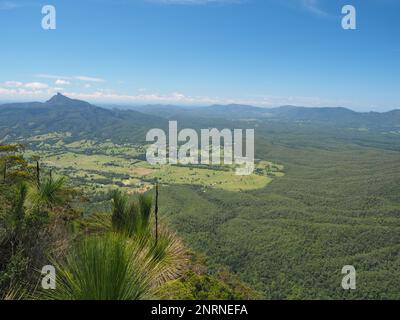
left=71, top=190, right=187, bottom=299
left=111, top=190, right=153, bottom=237
left=43, top=233, right=161, bottom=300
left=0, top=144, right=28, bottom=183
left=11, top=183, right=28, bottom=238
left=29, top=177, right=68, bottom=212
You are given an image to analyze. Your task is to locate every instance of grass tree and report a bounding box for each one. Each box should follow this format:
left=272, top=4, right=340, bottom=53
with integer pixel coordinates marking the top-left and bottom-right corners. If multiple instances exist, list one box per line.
left=56, top=190, right=187, bottom=300
left=43, top=233, right=157, bottom=300
left=11, top=183, right=28, bottom=238
left=43, top=229, right=186, bottom=300
left=111, top=190, right=153, bottom=237
left=29, top=176, right=68, bottom=212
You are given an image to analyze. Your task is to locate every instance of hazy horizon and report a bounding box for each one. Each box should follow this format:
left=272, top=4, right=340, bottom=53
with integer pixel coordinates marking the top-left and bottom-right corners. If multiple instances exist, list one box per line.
left=1, top=92, right=399, bottom=113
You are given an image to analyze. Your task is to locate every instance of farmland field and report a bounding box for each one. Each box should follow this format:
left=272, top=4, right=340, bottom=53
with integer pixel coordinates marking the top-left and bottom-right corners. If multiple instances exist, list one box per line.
left=22, top=134, right=284, bottom=194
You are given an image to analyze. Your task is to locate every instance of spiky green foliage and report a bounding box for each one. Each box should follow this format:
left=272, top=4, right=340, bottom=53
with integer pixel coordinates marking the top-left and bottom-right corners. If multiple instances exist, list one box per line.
left=1, top=151, right=78, bottom=298
left=0, top=285, right=24, bottom=300
left=1, top=146, right=189, bottom=301
left=138, top=194, right=152, bottom=232
left=77, top=191, right=188, bottom=297
left=111, top=191, right=153, bottom=237
left=0, top=246, right=28, bottom=294
left=0, top=144, right=30, bottom=183
left=80, top=212, right=112, bottom=235
left=147, top=226, right=187, bottom=287
left=126, top=201, right=140, bottom=235
left=43, top=233, right=159, bottom=300
left=111, top=190, right=127, bottom=232
left=81, top=214, right=187, bottom=285
left=9, top=183, right=28, bottom=238
left=29, top=177, right=67, bottom=211
left=1, top=183, right=28, bottom=237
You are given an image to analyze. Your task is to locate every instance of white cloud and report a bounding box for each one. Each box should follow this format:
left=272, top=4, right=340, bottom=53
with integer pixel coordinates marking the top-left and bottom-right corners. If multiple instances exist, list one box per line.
left=0, top=87, right=47, bottom=97
left=4, top=81, right=23, bottom=88
left=0, top=81, right=357, bottom=107
left=24, top=82, right=49, bottom=89
left=36, top=74, right=70, bottom=80
left=2, top=81, right=49, bottom=90
left=55, top=79, right=70, bottom=85
left=36, top=74, right=105, bottom=83
left=0, top=87, right=16, bottom=95
left=75, top=76, right=105, bottom=82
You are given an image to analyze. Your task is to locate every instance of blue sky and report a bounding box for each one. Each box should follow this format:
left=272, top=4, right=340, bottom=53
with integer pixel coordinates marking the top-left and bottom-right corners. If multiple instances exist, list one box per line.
left=0, top=0, right=399, bottom=111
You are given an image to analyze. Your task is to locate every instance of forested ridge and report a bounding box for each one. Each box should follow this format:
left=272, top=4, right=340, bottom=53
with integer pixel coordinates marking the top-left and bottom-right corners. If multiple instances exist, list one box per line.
left=160, top=135, right=400, bottom=299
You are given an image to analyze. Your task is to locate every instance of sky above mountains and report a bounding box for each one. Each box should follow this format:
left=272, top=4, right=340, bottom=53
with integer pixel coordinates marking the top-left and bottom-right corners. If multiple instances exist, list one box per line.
left=0, top=0, right=399, bottom=111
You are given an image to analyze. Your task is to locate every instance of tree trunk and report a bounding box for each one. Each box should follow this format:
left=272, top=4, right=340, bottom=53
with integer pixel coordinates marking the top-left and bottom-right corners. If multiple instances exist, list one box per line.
left=155, top=181, right=159, bottom=245
left=36, top=161, right=40, bottom=187
left=3, top=161, right=6, bottom=181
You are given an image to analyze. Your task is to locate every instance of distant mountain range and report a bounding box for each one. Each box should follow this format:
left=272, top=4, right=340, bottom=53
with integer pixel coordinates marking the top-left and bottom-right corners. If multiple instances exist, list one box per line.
left=129, top=103, right=400, bottom=130
left=0, top=94, right=399, bottom=144
left=0, top=93, right=166, bottom=143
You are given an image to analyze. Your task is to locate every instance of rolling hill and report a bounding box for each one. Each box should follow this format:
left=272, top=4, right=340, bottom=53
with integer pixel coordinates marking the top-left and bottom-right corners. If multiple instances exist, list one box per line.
left=0, top=93, right=167, bottom=144
left=129, top=103, right=400, bottom=131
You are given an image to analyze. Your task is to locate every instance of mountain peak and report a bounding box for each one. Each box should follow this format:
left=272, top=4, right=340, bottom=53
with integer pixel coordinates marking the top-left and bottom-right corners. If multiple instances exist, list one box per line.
left=45, top=93, right=93, bottom=109
left=46, top=93, right=74, bottom=104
